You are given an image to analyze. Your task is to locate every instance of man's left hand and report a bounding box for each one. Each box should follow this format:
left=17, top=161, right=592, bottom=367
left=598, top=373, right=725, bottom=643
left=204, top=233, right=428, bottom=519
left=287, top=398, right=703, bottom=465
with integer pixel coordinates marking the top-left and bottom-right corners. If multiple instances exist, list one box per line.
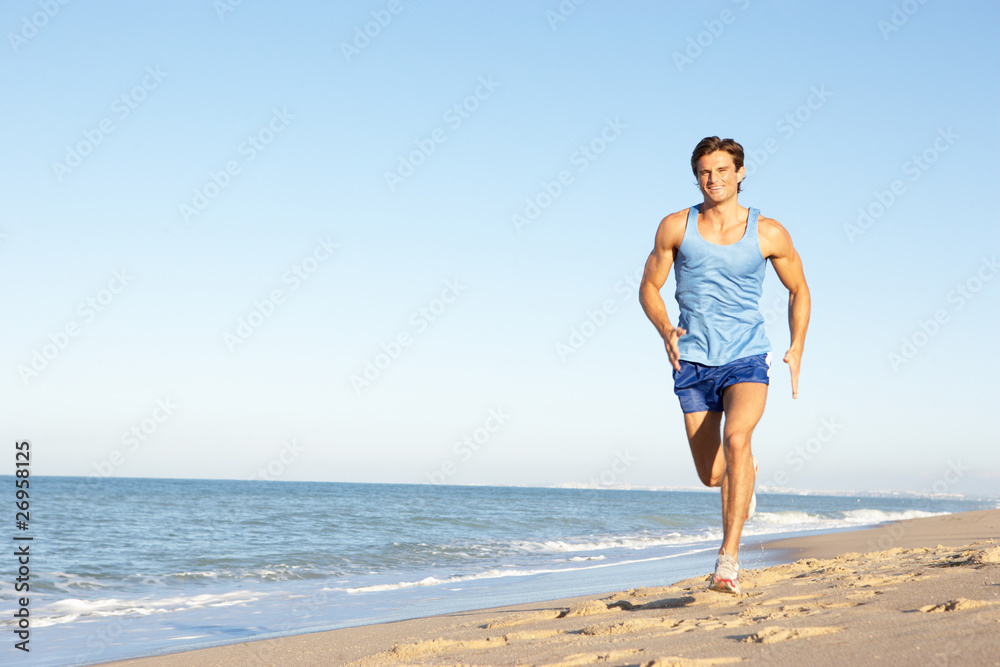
left=783, top=348, right=802, bottom=399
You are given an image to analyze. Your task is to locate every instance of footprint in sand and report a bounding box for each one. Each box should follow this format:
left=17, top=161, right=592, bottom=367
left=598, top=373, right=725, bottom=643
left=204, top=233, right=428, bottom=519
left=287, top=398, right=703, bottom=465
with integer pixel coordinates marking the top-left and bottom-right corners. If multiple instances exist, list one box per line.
left=642, top=658, right=742, bottom=667
left=579, top=614, right=751, bottom=638
left=756, top=593, right=821, bottom=606
left=502, top=628, right=563, bottom=641
left=846, top=590, right=879, bottom=601
left=628, top=595, right=699, bottom=610
left=386, top=636, right=507, bottom=660
left=740, top=625, right=842, bottom=644
left=482, top=609, right=563, bottom=628
left=560, top=599, right=617, bottom=617
left=976, top=546, right=1000, bottom=562
left=535, top=648, right=642, bottom=667
left=739, top=605, right=816, bottom=622
left=918, top=598, right=997, bottom=613
left=967, top=545, right=1000, bottom=565
left=618, top=585, right=686, bottom=599
left=579, top=617, right=681, bottom=637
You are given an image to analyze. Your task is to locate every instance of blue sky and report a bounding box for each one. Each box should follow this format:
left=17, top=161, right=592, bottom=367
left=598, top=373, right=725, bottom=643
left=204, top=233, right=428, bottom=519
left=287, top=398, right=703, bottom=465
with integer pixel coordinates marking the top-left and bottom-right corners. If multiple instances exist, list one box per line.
left=2, top=0, right=998, bottom=496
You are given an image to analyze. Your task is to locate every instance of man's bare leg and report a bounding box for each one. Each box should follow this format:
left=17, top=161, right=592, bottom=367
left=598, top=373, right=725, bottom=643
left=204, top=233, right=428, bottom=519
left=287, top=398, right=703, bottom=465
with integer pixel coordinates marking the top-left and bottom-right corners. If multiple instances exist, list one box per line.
left=683, top=410, right=725, bottom=488
left=682, top=383, right=765, bottom=557
left=719, top=382, right=767, bottom=558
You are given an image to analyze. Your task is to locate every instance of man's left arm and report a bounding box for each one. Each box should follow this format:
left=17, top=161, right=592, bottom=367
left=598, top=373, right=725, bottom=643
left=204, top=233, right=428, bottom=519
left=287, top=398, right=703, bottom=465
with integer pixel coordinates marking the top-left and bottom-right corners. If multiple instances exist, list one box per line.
left=760, top=217, right=811, bottom=399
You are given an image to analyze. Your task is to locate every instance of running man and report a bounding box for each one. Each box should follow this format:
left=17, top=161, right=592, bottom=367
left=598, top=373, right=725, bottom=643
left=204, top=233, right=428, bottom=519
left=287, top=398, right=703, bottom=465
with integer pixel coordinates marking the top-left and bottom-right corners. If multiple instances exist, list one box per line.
left=639, top=136, right=811, bottom=594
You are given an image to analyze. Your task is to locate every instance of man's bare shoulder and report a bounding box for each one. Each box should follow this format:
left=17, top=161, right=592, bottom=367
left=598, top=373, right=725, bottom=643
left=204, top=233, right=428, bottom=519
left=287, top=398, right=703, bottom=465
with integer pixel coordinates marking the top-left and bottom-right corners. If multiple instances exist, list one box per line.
left=758, top=214, right=794, bottom=258
left=655, top=208, right=690, bottom=249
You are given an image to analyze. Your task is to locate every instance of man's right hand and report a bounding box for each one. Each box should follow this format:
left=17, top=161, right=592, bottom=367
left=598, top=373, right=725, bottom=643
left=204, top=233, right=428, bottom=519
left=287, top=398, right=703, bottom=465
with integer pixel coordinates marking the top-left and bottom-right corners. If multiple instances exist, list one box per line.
left=662, top=326, right=687, bottom=371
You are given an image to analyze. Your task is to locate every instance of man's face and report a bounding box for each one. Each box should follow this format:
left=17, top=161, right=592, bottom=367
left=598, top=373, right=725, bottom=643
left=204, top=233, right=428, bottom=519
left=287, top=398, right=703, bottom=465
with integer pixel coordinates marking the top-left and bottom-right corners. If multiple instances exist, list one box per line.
left=696, top=151, right=744, bottom=203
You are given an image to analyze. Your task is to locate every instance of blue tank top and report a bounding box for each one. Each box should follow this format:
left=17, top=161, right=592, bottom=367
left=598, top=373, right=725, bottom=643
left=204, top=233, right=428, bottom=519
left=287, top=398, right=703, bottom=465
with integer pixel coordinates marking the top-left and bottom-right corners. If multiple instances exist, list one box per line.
left=675, top=205, right=771, bottom=366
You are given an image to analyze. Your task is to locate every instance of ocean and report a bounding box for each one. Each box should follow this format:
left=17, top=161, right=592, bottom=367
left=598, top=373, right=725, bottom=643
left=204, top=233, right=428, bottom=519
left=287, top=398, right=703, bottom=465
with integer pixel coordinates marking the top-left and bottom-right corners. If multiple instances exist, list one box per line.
left=1, top=476, right=995, bottom=666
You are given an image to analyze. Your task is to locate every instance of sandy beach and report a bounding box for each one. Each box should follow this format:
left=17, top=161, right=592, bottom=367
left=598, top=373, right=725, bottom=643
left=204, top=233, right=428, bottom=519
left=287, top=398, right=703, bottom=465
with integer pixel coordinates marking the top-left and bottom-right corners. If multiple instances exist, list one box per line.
left=106, top=509, right=1000, bottom=666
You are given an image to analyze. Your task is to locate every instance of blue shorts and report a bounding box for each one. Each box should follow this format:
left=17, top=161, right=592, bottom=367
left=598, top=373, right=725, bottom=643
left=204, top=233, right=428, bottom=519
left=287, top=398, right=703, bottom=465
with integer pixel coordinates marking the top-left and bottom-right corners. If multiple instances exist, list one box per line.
left=673, top=353, right=771, bottom=413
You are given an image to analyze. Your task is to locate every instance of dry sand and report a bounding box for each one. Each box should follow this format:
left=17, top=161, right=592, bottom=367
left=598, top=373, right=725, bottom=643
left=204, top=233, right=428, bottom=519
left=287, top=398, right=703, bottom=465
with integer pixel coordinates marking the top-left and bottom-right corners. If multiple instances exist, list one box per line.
left=106, top=510, right=1000, bottom=666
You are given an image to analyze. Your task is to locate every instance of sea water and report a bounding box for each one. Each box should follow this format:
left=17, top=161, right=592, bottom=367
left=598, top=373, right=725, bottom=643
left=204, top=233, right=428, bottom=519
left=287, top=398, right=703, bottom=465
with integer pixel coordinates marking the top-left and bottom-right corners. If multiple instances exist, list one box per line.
left=0, top=476, right=994, bottom=666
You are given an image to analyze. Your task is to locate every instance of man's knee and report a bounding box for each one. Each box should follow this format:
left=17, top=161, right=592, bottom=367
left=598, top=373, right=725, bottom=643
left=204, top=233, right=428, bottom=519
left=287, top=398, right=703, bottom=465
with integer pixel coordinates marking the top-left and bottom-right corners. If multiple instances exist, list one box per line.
left=724, top=432, right=752, bottom=455
left=694, top=462, right=725, bottom=487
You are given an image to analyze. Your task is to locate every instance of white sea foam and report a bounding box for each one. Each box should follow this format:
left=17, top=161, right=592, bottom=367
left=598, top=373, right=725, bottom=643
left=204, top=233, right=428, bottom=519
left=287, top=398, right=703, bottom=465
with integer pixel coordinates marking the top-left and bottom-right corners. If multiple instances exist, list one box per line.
left=342, top=509, right=957, bottom=595
left=512, top=531, right=721, bottom=554
left=838, top=509, right=947, bottom=523
left=344, top=548, right=716, bottom=594
left=748, top=508, right=946, bottom=531
left=510, top=510, right=951, bottom=559
left=2, top=591, right=264, bottom=629
left=750, top=510, right=819, bottom=525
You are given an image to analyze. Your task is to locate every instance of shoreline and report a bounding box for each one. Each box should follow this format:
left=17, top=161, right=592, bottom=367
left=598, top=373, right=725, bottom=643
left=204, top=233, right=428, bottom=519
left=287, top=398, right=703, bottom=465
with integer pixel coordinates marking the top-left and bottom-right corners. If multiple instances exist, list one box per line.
left=103, top=509, right=1000, bottom=666
left=762, top=508, right=1000, bottom=560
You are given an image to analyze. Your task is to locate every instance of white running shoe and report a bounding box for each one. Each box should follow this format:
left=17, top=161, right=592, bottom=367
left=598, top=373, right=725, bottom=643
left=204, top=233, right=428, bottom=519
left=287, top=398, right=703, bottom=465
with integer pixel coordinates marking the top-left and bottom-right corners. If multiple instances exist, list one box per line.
left=709, top=550, right=741, bottom=594
left=746, top=456, right=758, bottom=521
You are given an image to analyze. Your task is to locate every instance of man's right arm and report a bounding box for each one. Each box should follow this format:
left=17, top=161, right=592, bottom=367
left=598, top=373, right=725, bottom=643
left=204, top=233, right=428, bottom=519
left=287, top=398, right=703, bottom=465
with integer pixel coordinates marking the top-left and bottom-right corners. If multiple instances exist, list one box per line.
left=639, top=211, right=686, bottom=371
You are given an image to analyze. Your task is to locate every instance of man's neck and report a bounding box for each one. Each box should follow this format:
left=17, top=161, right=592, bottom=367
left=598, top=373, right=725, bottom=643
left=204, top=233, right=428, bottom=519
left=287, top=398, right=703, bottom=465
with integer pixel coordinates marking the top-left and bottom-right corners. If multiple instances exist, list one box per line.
left=700, top=197, right=744, bottom=228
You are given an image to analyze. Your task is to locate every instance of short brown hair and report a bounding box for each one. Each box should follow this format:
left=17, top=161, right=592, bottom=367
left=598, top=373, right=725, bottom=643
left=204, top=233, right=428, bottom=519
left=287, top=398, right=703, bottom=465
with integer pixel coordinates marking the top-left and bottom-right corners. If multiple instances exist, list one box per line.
left=691, top=136, right=745, bottom=193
